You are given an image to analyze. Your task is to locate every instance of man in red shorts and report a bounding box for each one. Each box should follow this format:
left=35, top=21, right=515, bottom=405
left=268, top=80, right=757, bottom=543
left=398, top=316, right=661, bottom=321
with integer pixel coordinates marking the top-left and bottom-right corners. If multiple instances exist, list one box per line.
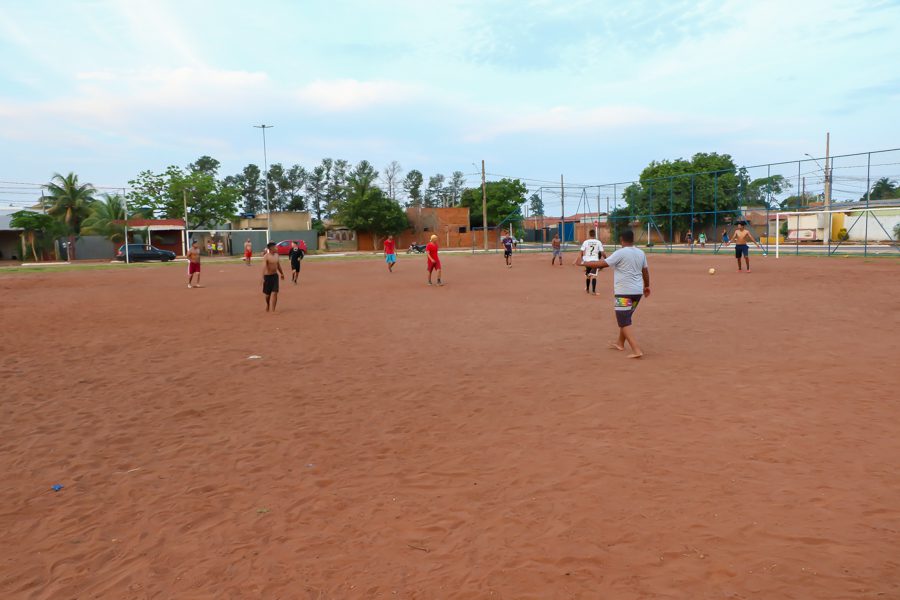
left=243, top=239, right=253, bottom=266
left=426, top=234, right=443, bottom=286
left=187, top=240, right=202, bottom=288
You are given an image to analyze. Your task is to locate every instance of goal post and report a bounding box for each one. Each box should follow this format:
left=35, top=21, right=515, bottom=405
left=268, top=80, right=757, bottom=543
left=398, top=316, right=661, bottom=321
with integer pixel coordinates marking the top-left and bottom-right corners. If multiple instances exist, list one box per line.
left=774, top=206, right=900, bottom=258
left=185, top=229, right=268, bottom=257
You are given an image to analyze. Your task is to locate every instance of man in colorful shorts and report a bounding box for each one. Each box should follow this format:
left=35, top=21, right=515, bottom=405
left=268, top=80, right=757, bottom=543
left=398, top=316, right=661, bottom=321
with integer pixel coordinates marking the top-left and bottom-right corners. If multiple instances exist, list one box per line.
left=187, top=241, right=202, bottom=288
left=581, top=230, right=650, bottom=359
left=384, top=234, right=397, bottom=272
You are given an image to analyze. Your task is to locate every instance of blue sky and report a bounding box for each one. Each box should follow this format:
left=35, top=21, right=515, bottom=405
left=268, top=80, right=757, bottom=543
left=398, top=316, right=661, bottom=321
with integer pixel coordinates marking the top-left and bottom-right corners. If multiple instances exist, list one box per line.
left=1, top=0, right=899, bottom=208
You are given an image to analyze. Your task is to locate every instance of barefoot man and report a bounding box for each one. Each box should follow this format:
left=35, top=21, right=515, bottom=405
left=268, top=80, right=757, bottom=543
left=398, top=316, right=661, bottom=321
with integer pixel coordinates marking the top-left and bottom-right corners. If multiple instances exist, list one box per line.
left=243, top=239, right=253, bottom=266
left=187, top=240, right=202, bottom=288
left=262, top=242, right=285, bottom=312
left=501, top=230, right=515, bottom=268
left=581, top=230, right=650, bottom=359
left=551, top=233, right=563, bottom=265
left=426, top=234, right=443, bottom=286
left=723, top=221, right=764, bottom=272
left=384, top=234, right=397, bottom=272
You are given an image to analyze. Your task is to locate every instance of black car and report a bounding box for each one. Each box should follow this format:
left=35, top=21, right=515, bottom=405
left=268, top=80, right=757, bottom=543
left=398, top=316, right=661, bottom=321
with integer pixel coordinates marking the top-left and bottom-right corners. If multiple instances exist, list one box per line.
left=116, top=244, right=177, bottom=262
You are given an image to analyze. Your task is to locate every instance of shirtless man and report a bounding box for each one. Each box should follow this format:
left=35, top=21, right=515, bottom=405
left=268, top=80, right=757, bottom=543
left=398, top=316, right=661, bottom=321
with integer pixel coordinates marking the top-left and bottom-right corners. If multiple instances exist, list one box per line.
left=262, top=242, right=285, bottom=311
left=551, top=233, right=563, bottom=265
left=724, top=221, right=765, bottom=272
left=187, top=241, right=202, bottom=288
left=243, top=239, right=253, bottom=266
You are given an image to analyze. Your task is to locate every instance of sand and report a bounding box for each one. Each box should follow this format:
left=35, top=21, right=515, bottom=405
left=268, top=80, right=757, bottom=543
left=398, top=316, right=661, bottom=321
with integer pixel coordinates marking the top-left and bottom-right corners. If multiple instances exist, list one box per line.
left=1, top=252, right=899, bottom=599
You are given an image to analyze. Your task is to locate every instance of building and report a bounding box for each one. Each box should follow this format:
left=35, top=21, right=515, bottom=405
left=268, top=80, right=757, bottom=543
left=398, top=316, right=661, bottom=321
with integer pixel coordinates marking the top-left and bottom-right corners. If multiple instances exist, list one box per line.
left=0, top=208, right=23, bottom=261
left=234, top=211, right=312, bottom=232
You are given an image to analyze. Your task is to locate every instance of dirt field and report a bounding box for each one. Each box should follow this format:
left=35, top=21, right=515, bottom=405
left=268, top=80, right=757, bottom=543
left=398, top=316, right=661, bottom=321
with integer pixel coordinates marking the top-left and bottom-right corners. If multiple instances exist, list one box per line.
left=1, top=251, right=899, bottom=599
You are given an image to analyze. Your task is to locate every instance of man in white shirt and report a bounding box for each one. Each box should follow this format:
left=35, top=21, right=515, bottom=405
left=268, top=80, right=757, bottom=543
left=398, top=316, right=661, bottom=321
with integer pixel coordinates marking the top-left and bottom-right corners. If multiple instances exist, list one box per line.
left=581, top=229, right=650, bottom=358
left=574, top=229, right=605, bottom=295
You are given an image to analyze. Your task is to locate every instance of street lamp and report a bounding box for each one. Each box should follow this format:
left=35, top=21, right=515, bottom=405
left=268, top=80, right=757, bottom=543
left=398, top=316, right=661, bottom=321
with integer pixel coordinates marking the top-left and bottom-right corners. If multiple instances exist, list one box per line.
left=254, top=124, right=274, bottom=243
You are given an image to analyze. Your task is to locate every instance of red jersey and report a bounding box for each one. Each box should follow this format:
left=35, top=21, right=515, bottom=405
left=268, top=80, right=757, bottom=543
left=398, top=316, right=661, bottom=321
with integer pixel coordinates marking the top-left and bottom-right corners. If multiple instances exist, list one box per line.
left=426, top=241, right=439, bottom=262
left=383, top=239, right=396, bottom=254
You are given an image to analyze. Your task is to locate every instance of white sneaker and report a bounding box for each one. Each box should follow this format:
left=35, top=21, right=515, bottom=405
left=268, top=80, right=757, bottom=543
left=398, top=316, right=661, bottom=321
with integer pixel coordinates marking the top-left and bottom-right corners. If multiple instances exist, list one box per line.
left=188, top=284, right=193, bottom=288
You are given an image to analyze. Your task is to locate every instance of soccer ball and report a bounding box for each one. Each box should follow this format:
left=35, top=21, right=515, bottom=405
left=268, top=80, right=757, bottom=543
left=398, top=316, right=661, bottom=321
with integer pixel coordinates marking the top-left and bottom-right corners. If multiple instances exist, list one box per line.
left=708, top=268, right=716, bottom=275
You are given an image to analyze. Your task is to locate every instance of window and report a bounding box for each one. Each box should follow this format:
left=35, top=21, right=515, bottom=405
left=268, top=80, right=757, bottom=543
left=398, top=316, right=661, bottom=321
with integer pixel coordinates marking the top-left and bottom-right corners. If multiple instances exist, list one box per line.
left=458, top=227, right=467, bottom=234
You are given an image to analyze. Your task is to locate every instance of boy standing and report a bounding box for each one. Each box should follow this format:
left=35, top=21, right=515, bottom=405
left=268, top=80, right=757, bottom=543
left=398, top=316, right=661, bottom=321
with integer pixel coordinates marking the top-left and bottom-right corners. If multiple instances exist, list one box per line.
left=698, top=232, right=707, bottom=248
left=289, top=241, right=304, bottom=284
left=243, top=239, right=253, bottom=266
left=262, top=242, right=285, bottom=312
left=501, top=230, right=515, bottom=268
left=384, top=234, right=397, bottom=272
left=551, top=233, right=563, bottom=265
left=581, top=230, right=650, bottom=359
left=724, top=221, right=764, bottom=272
left=187, top=241, right=202, bottom=288
left=574, top=229, right=605, bottom=295
left=426, top=234, right=442, bottom=286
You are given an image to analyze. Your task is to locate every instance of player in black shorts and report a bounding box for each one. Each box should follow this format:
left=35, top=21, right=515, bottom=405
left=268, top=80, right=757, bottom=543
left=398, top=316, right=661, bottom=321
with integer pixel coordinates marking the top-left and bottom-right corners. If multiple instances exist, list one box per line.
left=262, top=242, right=285, bottom=312
left=288, top=241, right=304, bottom=285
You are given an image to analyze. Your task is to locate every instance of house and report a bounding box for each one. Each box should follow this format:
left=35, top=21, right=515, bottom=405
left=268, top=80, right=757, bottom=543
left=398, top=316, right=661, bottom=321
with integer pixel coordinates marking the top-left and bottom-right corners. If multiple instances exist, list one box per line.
left=0, top=208, right=23, bottom=261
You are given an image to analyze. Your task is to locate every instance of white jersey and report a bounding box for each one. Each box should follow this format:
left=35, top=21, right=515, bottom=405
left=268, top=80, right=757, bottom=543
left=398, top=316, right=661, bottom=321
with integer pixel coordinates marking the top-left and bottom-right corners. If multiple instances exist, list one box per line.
left=580, top=239, right=604, bottom=262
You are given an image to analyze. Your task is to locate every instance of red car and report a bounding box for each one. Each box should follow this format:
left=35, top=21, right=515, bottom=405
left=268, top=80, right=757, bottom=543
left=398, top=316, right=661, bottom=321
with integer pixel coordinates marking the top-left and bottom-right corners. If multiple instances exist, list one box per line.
left=274, top=239, right=308, bottom=255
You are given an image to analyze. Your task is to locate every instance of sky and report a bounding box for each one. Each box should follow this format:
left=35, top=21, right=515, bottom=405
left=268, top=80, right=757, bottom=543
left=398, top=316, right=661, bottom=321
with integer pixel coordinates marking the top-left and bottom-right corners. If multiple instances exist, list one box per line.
left=1, top=0, right=899, bottom=210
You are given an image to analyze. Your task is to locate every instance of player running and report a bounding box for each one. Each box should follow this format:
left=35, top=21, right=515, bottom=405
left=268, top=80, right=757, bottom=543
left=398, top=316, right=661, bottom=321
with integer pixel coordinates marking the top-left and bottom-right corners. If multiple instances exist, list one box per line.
left=501, top=230, right=515, bottom=268
left=723, top=221, right=764, bottom=272
left=243, top=239, right=253, bottom=266
left=581, top=230, right=650, bottom=359
left=551, top=233, right=563, bottom=265
left=288, top=241, right=304, bottom=284
left=262, top=242, right=285, bottom=312
left=574, top=229, right=605, bottom=295
left=426, top=234, right=443, bottom=286
left=187, top=240, right=202, bottom=288
left=384, top=234, right=397, bottom=272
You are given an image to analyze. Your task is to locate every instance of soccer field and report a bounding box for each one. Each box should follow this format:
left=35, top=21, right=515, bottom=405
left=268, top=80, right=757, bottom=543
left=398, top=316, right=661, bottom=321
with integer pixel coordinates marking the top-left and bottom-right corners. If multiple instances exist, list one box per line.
left=1, top=252, right=898, bottom=599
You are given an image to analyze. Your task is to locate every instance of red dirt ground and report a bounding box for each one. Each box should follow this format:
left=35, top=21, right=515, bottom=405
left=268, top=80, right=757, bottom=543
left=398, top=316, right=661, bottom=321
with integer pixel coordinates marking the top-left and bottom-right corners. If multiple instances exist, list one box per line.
left=1, top=252, right=899, bottom=599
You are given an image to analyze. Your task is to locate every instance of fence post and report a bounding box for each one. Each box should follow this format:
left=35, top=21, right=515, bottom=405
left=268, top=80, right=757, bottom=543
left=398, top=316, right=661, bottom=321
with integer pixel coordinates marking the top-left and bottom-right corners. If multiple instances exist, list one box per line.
left=690, top=175, right=695, bottom=254
left=668, top=177, right=674, bottom=253
left=713, top=173, right=718, bottom=253
left=864, top=152, right=871, bottom=257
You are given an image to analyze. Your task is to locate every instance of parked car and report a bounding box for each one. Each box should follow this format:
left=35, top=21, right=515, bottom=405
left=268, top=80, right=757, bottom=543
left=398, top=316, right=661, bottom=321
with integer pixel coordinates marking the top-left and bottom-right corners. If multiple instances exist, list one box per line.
left=274, top=239, right=308, bottom=255
left=115, top=244, right=177, bottom=262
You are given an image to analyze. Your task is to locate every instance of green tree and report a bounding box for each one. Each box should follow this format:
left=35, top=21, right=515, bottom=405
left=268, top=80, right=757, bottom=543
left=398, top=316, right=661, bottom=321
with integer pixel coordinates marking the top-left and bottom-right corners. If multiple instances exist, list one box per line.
left=528, top=192, right=544, bottom=217
left=347, top=160, right=379, bottom=200
left=324, top=158, right=349, bottom=217
left=459, top=178, right=528, bottom=227
left=82, top=193, right=127, bottom=243
left=746, top=174, right=790, bottom=207
left=863, top=177, right=900, bottom=201
left=10, top=210, right=65, bottom=262
left=338, top=187, right=409, bottom=250
left=266, top=163, right=286, bottom=211
left=305, top=165, right=327, bottom=222
left=447, top=171, right=466, bottom=206
left=622, top=153, right=747, bottom=235
left=403, top=169, right=424, bottom=207
left=424, top=174, right=446, bottom=207
left=285, top=164, right=307, bottom=211
left=45, top=172, right=96, bottom=258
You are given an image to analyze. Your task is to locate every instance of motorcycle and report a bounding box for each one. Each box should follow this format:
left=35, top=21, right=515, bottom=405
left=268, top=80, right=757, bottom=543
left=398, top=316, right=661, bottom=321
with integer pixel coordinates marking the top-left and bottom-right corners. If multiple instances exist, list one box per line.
left=407, top=243, right=427, bottom=254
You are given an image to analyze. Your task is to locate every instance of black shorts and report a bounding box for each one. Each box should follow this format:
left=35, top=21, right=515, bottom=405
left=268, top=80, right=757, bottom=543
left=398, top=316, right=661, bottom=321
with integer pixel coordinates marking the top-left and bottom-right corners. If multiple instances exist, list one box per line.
left=614, top=294, right=642, bottom=327
left=291, top=260, right=301, bottom=272
left=504, top=248, right=512, bottom=257
left=263, top=273, right=279, bottom=295
left=734, top=244, right=749, bottom=258
left=585, top=266, right=598, bottom=276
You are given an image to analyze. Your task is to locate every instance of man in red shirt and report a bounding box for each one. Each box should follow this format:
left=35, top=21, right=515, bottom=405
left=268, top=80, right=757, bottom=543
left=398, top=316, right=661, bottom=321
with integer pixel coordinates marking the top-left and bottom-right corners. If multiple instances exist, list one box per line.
left=383, top=234, right=397, bottom=272
left=426, top=234, right=443, bottom=286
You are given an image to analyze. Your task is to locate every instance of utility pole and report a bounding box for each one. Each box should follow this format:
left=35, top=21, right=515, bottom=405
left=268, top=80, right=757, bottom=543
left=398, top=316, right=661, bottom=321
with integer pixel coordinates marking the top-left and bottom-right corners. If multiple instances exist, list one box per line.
left=802, top=176, right=806, bottom=205
left=560, top=174, right=565, bottom=245
left=481, top=159, right=488, bottom=251
left=824, top=132, right=832, bottom=246
left=254, top=124, right=274, bottom=244
left=183, top=188, right=189, bottom=256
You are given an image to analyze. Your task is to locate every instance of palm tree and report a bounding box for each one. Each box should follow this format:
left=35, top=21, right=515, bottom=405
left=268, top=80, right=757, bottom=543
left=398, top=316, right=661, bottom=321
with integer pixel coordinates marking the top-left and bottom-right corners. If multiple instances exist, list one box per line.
left=45, top=172, right=96, bottom=259
left=82, top=193, right=127, bottom=243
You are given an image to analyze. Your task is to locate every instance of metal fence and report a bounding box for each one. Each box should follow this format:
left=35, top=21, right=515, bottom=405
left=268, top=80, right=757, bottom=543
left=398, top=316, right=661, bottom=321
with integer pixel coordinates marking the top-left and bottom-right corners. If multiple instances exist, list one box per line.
left=516, top=148, right=900, bottom=257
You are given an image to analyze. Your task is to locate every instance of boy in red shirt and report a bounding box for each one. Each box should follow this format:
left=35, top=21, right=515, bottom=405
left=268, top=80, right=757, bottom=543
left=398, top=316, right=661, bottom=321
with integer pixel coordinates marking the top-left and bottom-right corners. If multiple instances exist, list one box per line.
left=383, top=234, right=397, bottom=272
left=426, top=234, right=443, bottom=286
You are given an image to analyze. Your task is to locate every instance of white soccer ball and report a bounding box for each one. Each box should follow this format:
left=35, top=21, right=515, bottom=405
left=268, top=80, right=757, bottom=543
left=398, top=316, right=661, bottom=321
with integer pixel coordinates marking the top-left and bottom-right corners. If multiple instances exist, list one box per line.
left=708, top=268, right=716, bottom=275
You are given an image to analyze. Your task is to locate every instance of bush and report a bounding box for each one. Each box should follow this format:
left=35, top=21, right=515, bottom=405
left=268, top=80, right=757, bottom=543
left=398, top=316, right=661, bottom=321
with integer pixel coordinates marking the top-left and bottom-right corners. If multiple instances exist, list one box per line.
left=837, top=228, right=849, bottom=241
left=779, top=220, right=789, bottom=238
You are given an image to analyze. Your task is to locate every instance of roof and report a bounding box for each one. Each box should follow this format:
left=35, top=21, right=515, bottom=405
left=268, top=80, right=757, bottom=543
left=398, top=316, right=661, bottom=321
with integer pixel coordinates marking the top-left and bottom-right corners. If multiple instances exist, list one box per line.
left=0, top=208, right=23, bottom=231
left=113, top=218, right=185, bottom=230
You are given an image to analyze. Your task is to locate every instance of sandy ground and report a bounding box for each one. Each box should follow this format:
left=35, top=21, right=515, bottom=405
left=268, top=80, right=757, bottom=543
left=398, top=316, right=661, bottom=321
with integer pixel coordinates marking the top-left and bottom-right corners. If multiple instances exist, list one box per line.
left=1, top=251, right=899, bottom=599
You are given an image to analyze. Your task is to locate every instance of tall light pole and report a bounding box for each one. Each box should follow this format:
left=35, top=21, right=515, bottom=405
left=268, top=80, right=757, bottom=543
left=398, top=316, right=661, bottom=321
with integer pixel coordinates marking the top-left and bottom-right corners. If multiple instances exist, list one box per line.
left=254, top=124, right=274, bottom=243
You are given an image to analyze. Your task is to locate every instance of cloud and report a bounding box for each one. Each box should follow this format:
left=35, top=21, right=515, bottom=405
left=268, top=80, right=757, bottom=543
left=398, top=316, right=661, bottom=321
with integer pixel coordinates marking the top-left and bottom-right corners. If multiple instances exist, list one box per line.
left=294, top=79, right=423, bottom=112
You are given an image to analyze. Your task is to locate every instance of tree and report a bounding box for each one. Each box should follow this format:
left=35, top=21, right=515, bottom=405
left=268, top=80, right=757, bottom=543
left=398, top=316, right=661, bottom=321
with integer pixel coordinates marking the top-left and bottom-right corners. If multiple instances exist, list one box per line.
left=382, top=161, right=403, bottom=201
left=45, top=172, right=96, bottom=260
left=127, top=158, right=240, bottom=229
left=459, top=178, right=528, bottom=227
left=746, top=175, right=790, bottom=207
left=338, top=187, right=409, bottom=250
left=265, top=163, right=286, bottom=211
left=447, top=171, right=466, bottom=206
left=324, top=158, right=349, bottom=217
left=10, top=210, right=65, bottom=262
left=424, top=174, right=446, bottom=208
left=347, top=160, right=379, bottom=200
left=403, top=169, right=424, bottom=207
left=285, top=164, right=307, bottom=211
left=306, top=165, right=327, bottom=223
left=621, top=153, right=747, bottom=234
left=82, top=193, right=127, bottom=243
left=863, top=177, right=900, bottom=201
left=528, top=192, right=544, bottom=217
